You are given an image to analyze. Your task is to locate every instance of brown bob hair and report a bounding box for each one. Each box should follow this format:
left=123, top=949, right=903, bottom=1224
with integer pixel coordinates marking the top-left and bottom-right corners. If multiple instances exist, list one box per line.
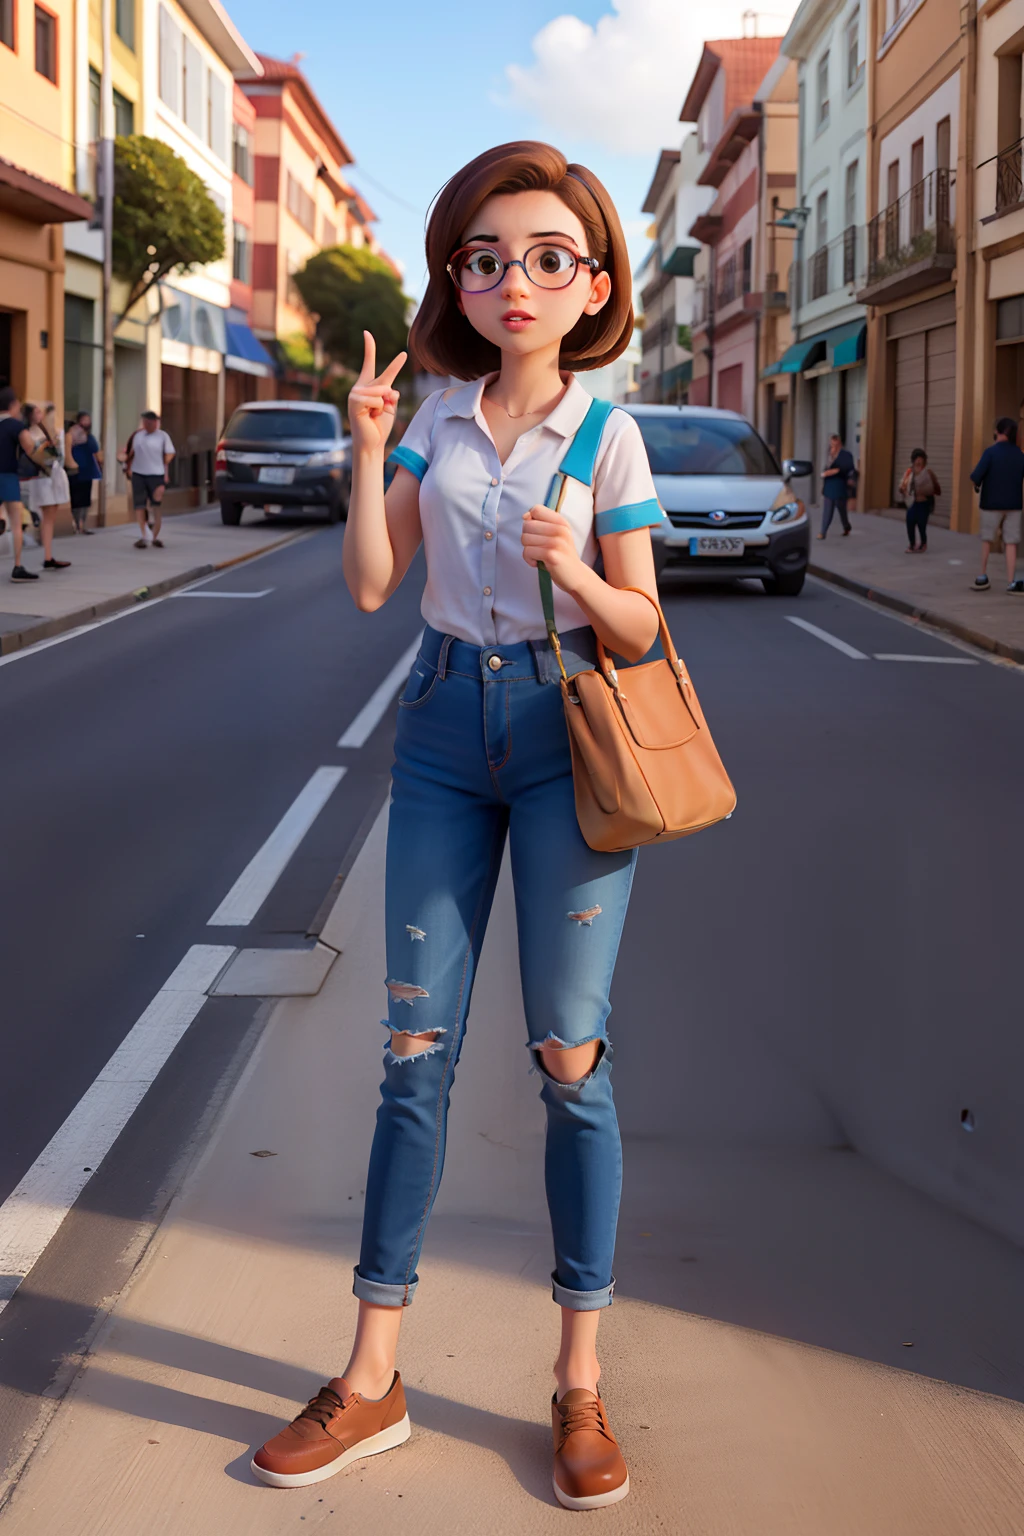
left=409, top=142, right=634, bottom=380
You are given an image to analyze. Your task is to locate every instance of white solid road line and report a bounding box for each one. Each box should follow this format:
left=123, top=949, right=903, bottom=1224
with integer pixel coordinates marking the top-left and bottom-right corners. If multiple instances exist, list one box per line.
left=0, top=944, right=234, bottom=1314
left=171, top=588, right=274, bottom=599
left=0, top=604, right=143, bottom=669
left=207, top=766, right=347, bottom=926
left=874, top=653, right=978, bottom=665
left=785, top=615, right=868, bottom=659
left=338, top=633, right=422, bottom=748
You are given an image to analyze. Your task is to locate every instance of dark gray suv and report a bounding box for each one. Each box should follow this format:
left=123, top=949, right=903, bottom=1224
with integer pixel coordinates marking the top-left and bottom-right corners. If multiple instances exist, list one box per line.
left=214, top=400, right=351, bottom=525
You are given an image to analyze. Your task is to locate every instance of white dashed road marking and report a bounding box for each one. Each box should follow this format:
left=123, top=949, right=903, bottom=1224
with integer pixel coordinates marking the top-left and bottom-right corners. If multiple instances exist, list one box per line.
left=785, top=615, right=868, bottom=659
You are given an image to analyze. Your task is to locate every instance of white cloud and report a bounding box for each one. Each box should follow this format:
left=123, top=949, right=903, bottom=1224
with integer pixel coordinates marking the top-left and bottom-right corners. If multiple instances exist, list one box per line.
left=505, top=0, right=799, bottom=157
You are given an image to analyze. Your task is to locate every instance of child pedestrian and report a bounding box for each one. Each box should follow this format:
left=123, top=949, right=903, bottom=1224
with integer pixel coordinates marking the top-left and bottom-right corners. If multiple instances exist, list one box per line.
left=898, top=448, right=941, bottom=552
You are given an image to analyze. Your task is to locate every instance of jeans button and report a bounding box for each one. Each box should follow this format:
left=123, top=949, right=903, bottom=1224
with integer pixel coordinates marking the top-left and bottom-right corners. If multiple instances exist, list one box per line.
left=487, top=655, right=502, bottom=672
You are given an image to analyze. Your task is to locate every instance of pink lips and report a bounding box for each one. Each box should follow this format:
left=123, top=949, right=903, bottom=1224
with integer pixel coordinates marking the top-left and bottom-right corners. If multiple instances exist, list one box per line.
left=501, top=311, right=535, bottom=329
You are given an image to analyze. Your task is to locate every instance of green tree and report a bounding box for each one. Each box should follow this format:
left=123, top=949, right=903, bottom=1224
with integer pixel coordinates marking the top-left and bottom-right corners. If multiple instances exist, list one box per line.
left=293, top=245, right=409, bottom=374
left=112, top=135, right=225, bottom=324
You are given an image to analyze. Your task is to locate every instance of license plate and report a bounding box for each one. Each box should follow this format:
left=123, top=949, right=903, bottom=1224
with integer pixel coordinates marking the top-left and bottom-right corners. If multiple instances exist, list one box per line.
left=689, top=535, right=745, bottom=556
left=258, top=465, right=295, bottom=485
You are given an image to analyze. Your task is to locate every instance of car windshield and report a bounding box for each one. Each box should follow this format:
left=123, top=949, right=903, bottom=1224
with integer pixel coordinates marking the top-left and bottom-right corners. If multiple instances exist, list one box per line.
left=226, top=409, right=335, bottom=441
left=633, top=416, right=779, bottom=476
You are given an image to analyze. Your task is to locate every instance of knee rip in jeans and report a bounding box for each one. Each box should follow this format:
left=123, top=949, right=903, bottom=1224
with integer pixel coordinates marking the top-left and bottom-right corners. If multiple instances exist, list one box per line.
left=381, top=1018, right=446, bottom=1065
left=530, top=1034, right=607, bottom=1090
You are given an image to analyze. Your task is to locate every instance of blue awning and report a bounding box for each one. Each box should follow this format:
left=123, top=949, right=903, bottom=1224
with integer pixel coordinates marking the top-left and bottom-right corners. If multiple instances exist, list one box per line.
left=225, top=321, right=275, bottom=374
left=777, top=334, right=827, bottom=374
left=828, top=320, right=866, bottom=369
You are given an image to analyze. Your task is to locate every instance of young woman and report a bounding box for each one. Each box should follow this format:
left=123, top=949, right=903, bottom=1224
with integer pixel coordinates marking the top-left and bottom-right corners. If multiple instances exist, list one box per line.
left=899, top=448, right=941, bottom=553
left=65, top=411, right=102, bottom=533
left=252, top=142, right=664, bottom=1509
left=20, top=403, right=72, bottom=570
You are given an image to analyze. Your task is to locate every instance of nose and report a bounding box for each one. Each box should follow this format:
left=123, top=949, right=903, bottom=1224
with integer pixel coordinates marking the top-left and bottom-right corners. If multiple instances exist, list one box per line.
left=500, top=260, right=531, bottom=302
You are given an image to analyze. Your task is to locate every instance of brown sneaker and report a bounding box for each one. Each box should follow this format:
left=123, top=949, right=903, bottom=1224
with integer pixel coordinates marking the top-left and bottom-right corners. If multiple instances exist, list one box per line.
left=551, top=1387, right=629, bottom=1510
left=251, top=1372, right=410, bottom=1488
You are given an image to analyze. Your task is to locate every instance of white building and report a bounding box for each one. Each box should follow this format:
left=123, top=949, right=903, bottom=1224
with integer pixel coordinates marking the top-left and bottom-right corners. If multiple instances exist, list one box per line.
left=636, top=135, right=711, bottom=403
left=779, top=0, right=868, bottom=492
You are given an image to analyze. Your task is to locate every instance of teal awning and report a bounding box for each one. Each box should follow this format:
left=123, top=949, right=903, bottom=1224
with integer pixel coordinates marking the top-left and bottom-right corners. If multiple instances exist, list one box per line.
left=827, top=320, right=866, bottom=368
left=777, top=334, right=827, bottom=373
left=761, top=360, right=782, bottom=377
left=662, top=359, right=693, bottom=389
left=662, top=244, right=699, bottom=278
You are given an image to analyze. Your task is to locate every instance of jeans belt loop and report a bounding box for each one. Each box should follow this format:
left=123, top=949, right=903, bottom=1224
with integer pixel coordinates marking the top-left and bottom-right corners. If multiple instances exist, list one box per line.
left=437, top=634, right=453, bottom=681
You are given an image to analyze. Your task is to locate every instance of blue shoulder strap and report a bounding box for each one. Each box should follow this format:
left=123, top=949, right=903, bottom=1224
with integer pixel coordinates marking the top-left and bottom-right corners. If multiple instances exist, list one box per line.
left=557, top=397, right=614, bottom=486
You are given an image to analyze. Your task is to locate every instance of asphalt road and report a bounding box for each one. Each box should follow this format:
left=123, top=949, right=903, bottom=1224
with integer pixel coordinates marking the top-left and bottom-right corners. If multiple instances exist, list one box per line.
left=2, top=540, right=1023, bottom=1483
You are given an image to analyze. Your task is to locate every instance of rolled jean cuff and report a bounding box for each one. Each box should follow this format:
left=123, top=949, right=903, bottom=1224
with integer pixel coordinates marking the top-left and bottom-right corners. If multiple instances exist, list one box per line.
left=352, top=1267, right=417, bottom=1307
left=551, top=1273, right=615, bottom=1311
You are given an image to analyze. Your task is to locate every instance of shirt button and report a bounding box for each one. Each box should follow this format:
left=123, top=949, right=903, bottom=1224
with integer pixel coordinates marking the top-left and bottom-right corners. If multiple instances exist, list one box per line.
left=483, top=587, right=492, bottom=596
left=490, top=477, right=499, bottom=486
left=487, top=655, right=502, bottom=672
left=484, top=530, right=493, bottom=540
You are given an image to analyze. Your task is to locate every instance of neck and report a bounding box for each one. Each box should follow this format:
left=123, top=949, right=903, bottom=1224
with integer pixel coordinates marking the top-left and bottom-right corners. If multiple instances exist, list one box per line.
left=486, top=343, right=566, bottom=417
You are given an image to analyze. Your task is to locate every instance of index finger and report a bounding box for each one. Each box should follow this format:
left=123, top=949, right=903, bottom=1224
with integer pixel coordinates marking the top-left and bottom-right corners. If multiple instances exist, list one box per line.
left=357, top=331, right=376, bottom=384
left=378, top=350, right=408, bottom=388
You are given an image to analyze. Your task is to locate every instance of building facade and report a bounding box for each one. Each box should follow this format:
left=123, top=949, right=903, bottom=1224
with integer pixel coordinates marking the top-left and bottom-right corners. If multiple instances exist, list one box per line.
left=637, top=146, right=702, bottom=403
left=778, top=0, right=869, bottom=497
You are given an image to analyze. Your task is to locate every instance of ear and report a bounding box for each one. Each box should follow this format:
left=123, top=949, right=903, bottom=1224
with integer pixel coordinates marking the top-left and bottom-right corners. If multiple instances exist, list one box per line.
left=582, top=270, right=612, bottom=317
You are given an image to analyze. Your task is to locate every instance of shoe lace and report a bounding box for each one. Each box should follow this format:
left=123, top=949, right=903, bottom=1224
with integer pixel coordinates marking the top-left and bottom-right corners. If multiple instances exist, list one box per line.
left=295, top=1386, right=350, bottom=1431
left=558, top=1399, right=606, bottom=1441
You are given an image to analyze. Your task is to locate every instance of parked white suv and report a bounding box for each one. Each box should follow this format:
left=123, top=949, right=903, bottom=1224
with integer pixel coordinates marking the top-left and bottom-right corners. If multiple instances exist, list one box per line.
left=620, top=404, right=813, bottom=597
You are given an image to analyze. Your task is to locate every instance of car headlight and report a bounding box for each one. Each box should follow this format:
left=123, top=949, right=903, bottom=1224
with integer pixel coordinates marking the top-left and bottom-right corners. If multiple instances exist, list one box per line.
left=771, top=499, right=804, bottom=524
left=305, top=449, right=346, bottom=468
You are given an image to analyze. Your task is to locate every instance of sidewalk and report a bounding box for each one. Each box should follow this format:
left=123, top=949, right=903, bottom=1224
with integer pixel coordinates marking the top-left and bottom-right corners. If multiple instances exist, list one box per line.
left=810, top=510, right=1024, bottom=663
left=2, top=807, right=1022, bottom=1535
left=0, top=510, right=308, bottom=657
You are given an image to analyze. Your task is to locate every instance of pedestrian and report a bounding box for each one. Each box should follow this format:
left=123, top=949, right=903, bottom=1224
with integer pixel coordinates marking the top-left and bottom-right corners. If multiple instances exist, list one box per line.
left=65, top=411, right=101, bottom=533
left=816, top=432, right=855, bottom=539
left=969, top=416, right=1024, bottom=592
left=898, top=448, right=941, bottom=553
left=252, top=141, right=665, bottom=1509
left=0, top=385, right=40, bottom=582
left=123, top=410, right=174, bottom=548
left=18, top=402, right=72, bottom=571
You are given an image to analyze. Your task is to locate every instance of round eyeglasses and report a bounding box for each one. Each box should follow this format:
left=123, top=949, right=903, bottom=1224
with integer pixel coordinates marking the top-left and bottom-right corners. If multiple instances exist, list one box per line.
left=446, top=243, right=601, bottom=294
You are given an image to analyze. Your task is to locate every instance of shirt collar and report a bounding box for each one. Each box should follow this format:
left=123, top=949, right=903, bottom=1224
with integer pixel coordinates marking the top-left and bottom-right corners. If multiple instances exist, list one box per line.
left=440, top=372, right=594, bottom=440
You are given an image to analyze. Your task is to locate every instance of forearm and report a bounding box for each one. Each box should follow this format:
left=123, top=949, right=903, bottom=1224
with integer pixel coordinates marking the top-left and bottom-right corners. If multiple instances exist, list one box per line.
left=562, top=563, right=659, bottom=663
left=343, top=449, right=400, bottom=610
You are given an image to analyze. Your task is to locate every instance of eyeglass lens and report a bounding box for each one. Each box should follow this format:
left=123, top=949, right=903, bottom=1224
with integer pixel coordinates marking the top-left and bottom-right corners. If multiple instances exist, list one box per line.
left=451, top=244, right=582, bottom=292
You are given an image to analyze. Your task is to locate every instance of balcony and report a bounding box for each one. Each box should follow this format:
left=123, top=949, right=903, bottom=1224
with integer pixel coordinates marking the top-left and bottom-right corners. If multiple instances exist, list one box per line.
left=979, top=136, right=1024, bottom=222
left=857, top=169, right=956, bottom=305
left=794, top=226, right=863, bottom=311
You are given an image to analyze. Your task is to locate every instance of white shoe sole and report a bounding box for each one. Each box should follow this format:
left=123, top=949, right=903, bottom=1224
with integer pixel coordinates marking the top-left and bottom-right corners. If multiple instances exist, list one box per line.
left=553, top=1472, right=630, bottom=1510
left=251, top=1412, right=411, bottom=1488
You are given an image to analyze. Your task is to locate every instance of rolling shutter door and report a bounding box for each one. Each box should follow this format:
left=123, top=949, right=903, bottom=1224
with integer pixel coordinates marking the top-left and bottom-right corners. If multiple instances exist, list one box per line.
left=924, top=324, right=956, bottom=526
left=893, top=333, right=925, bottom=503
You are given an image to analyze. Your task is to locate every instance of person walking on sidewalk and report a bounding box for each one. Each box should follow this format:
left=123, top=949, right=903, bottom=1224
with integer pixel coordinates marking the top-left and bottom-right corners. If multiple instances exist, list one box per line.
left=252, top=142, right=664, bottom=1510
left=65, top=411, right=101, bottom=533
left=817, top=432, right=854, bottom=540
left=898, top=448, right=941, bottom=553
left=0, top=385, right=40, bottom=582
left=124, top=411, right=174, bottom=548
left=19, top=403, right=72, bottom=572
left=970, top=417, right=1024, bottom=592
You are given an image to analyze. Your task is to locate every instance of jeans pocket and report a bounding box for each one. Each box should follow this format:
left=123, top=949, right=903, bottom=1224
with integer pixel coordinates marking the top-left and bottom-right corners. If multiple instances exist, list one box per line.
left=398, top=657, right=440, bottom=710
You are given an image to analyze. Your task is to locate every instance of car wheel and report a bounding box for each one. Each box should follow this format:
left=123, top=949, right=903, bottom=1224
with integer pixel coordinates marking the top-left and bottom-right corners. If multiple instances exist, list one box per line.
left=762, top=571, right=805, bottom=597
left=220, top=501, right=243, bottom=527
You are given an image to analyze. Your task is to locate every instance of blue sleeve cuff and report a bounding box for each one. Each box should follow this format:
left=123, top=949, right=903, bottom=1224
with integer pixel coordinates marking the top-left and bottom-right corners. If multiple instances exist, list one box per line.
left=595, top=498, right=665, bottom=537
left=386, top=445, right=428, bottom=482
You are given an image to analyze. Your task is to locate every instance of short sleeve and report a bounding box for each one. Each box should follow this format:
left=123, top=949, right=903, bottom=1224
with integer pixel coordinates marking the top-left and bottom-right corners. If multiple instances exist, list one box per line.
left=386, top=389, right=445, bottom=483
left=593, top=410, right=664, bottom=538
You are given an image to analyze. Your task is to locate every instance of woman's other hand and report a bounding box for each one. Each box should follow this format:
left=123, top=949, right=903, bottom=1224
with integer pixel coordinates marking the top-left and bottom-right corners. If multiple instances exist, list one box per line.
left=348, top=331, right=408, bottom=458
left=521, top=504, right=584, bottom=591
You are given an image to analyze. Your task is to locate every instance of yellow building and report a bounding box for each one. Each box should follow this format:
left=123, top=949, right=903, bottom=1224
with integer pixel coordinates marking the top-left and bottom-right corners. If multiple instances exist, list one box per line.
left=0, top=0, right=93, bottom=413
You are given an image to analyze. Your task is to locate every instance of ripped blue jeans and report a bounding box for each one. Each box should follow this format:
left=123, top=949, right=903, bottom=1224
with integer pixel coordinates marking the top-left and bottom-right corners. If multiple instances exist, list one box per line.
left=353, top=625, right=637, bottom=1312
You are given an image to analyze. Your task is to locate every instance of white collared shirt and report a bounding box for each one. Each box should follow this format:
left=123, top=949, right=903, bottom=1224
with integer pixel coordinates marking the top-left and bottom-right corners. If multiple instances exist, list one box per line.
left=387, top=372, right=663, bottom=646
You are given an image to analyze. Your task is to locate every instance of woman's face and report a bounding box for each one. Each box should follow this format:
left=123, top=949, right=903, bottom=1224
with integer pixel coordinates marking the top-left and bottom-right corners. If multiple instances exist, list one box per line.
left=454, top=189, right=612, bottom=362
left=29, top=405, right=42, bottom=427
left=912, top=456, right=925, bottom=471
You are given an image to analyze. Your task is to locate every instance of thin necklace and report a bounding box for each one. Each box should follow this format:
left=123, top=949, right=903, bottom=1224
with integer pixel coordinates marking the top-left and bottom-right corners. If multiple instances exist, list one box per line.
left=495, top=402, right=545, bottom=420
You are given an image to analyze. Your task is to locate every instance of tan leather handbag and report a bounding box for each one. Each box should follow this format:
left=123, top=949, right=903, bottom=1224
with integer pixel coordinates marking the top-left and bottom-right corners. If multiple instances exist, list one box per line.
left=539, top=399, right=736, bottom=853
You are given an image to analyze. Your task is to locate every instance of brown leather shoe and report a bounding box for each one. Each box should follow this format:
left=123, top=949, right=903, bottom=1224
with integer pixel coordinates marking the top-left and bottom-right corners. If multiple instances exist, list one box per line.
left=551, top=1387, right=629, bottom=1509
left=251, top=1372, right=410, bottom=1488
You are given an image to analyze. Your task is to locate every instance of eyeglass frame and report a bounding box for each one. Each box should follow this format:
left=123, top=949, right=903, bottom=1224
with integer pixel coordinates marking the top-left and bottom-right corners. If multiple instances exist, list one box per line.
left=446, top=242, right=602, bottom=294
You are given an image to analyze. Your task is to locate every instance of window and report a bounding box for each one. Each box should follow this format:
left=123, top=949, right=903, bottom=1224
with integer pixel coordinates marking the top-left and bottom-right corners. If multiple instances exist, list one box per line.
left=1, top=0, right=14, bottom=51
left=89, top=65, right=100, bottom=142
left=845, top=9, right=862, bottom=89
left=816, top=190, right=828, bottom=247
left=321, top=217, right=337, bottom=247
left=233, top=123, right=253, bottom=184
left=35, top=5, right=56, bottom=82
left=887, top=160, right=899, bottom=207
left=232, top=222, right=251, bottom=284
left=207, top=71, right=227, bottom=162
left=286, top=172, right=316, bottom=235
left=844, top=160, right=858, bottom=228
left=630, top=415, right=779, bottom=476
left=741, top=238, right=752, bottom=293
left=115, top=0, right=134, bottom=49
left=936, top=115, right=951, bottom=172
left=159, top=5, right=181, bottom=114
left=114, top=88, right=133, bottom=137
left=226, top=408, right=335, bottom=441
left=183, top=36, right=203, bottom=137
left=817, top=50, right=830, bottom=128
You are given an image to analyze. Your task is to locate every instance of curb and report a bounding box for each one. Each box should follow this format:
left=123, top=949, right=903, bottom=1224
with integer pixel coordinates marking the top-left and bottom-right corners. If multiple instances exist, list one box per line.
left=0, top=528, right=308, bottom=658
left=808, top=562, right=1024, bottom=666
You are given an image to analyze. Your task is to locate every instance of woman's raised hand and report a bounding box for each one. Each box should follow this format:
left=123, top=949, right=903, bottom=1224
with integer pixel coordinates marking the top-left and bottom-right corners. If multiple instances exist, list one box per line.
left=348, top=331, right=408, bottom=457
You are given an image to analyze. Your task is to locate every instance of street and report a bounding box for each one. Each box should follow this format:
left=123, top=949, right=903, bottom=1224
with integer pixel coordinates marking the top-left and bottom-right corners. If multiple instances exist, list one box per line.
left=1, top=531, right=1022, bottom=1530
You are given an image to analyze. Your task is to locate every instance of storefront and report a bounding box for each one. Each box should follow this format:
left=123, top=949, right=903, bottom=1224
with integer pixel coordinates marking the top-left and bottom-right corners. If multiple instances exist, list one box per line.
left=767, top=320, right=867, bottom=497
left=886, top=292, right=955, bottom=523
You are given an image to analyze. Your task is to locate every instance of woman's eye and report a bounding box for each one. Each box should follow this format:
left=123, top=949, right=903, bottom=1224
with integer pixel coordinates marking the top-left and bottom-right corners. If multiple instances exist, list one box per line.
left=533, top=247, right=575, bottom=275
left=468, top=251, right=501, bottom=276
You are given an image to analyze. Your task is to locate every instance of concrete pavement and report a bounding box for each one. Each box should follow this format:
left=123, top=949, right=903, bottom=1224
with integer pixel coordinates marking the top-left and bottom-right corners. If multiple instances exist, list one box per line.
left=810, top=509, right=1024, bottom=663
left=0, top=507, right=310, bottom=655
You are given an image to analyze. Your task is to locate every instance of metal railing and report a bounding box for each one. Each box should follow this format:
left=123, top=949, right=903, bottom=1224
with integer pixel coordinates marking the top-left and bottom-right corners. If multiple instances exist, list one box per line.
left=865, top=169, right=955, bottom=286
left=977, top=135, right=1024, bottom=216
left=716, top=253, right=752, bottom=310
left=794, top=226, right=863, bottom=309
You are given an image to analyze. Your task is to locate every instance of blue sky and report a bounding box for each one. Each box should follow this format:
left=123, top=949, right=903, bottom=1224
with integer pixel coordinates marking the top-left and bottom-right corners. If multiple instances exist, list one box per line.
left=227, top=0, right=798, bottom=297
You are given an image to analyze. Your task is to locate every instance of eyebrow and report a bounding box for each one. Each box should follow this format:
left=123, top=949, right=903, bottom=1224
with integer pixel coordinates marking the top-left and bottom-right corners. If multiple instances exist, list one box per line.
left=462, top=231, right=582, bottom=245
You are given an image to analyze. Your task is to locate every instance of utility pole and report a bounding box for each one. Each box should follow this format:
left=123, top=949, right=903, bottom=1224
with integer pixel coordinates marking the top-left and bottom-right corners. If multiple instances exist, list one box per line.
left=98, top=0, right=115, bottom=526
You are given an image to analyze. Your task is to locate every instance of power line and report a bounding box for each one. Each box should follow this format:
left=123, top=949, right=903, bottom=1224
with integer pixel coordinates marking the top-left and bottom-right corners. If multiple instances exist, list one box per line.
left=348, top=166, right=424, bottom=219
